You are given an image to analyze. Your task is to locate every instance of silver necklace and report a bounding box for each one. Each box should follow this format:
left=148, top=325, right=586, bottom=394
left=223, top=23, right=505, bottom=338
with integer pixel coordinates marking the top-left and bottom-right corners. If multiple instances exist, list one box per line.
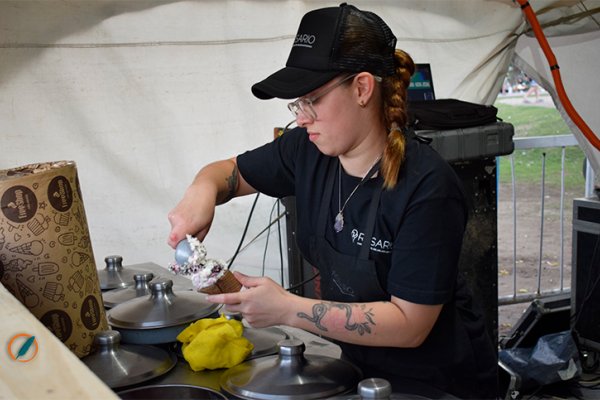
left=334, top=156, right=382, bottom=233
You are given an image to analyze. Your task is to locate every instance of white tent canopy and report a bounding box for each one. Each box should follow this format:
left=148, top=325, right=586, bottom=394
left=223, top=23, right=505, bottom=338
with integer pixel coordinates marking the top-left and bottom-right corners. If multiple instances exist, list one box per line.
left=1, top=0, right=599, bottom=282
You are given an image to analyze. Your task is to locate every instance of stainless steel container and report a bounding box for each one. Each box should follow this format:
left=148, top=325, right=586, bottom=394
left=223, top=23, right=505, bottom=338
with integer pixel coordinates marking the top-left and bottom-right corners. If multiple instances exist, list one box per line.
left=82, top=330, right=176, bottom=389
left=107, top=278, right=220, bottom=344
left=220, top=339, right=362, bottom=399
left=118, top=384, right=227, bottom=399
left=98, top=255, right=150, bottom=291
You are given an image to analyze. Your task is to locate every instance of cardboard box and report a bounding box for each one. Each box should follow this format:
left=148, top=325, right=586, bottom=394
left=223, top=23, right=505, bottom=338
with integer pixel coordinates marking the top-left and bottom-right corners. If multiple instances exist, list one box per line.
left=0, top=161, right=108, bottom=357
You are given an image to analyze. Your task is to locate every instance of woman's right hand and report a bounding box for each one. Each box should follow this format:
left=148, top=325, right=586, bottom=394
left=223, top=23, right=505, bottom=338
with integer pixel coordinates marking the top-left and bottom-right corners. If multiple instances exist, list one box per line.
left=167, top=183, right=216, bottom=248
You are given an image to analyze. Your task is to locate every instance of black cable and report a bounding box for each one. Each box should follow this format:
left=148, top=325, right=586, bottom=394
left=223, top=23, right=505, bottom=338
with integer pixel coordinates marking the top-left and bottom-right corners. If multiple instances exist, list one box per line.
left=227, top=192, right=260, bottom=270
left=230, top=119, right=297, bottom=281
left=286, top=271, right=320, bottom=292
left=233, top=211, right=285, bottom=256
left=261, top=198, right=280, bottom=277
left=225, top=187, right=319, bottom=292
left=277, top=199, right=285, bottom=287
left=233, top=195, right=315, bottom=292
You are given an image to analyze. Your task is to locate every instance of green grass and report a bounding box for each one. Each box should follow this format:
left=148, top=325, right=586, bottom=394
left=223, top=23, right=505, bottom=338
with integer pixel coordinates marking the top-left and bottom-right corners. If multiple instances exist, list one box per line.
left=494, top=99, right=586, bottom=190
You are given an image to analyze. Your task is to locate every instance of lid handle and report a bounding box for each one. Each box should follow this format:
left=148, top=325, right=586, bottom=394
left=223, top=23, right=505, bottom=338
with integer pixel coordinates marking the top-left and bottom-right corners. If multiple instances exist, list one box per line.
left=133, top=272, right=154, bottom=287
left=104, top=255, right=124, bottom=271
left=149, top=278, right=175, bottom=301
left=358, top=378, right=392, bottom=399
left=93, top=330, right=121, bottom=353
left=276, top=339, right=307, bottom=368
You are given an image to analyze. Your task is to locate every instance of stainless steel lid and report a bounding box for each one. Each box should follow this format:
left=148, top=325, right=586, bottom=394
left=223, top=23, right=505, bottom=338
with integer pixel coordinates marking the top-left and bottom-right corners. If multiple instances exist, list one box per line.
left=97, top=255, right=150, bottom=290
left=350, top=378, right=430, bottom=399
left=244, top=326, right=289, bottom=360
left=223, top=313, right=289, bottom=360
left=102, top=272, right=155, bottom=308
left=220, top=339, right=362, bottom=399
left=118, top=384, right=227, bottom=400
left=82, top=330, right=176, bottom=389
left=357, top=378, right=393, bottom=399
left=328, top=378, right=441, bottom=399
left=107, top=278, right=220, bottom=329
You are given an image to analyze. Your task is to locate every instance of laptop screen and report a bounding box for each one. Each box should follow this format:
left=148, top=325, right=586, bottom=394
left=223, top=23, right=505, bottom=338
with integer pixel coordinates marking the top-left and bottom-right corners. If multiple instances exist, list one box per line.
left=408, top=63, right=435, bottom=102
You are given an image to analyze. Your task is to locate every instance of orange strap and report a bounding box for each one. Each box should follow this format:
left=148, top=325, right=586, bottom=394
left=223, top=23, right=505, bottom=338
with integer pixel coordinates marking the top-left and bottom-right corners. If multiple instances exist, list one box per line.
left=517, top=0, right=600, bottom=151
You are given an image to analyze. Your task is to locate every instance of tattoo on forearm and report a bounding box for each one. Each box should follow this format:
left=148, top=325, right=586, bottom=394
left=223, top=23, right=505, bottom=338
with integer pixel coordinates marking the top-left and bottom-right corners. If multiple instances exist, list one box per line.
left=297, top=302, right=376, bottom=335
left=297, top=303, right=328, bottom=331
left=223, top=165, right=239, bottom=203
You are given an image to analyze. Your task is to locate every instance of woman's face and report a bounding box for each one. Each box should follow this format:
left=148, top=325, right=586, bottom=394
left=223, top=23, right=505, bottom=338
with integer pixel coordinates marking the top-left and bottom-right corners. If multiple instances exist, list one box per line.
left=295, top=76, right=371, bottom=157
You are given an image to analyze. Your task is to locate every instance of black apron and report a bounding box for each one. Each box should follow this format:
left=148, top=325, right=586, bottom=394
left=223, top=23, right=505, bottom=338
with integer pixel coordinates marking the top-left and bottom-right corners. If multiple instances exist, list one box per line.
left=309, top=159, right=386, bottom=303
left=305, top=159, right=497, bottom=399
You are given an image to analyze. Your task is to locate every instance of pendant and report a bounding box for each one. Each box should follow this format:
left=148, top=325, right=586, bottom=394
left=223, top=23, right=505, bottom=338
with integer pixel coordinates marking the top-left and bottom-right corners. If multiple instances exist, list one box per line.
left=334, top=212, right=344, bottom=233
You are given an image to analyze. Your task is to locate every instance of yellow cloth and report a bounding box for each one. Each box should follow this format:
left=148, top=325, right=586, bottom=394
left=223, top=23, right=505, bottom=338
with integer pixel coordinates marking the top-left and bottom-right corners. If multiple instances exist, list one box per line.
left=177, top=315, right=254, bottom=371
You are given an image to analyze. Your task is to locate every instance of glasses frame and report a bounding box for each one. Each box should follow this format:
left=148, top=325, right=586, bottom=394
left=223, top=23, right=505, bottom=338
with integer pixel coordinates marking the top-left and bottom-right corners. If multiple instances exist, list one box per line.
left=287, top=73, right=358, bottom=121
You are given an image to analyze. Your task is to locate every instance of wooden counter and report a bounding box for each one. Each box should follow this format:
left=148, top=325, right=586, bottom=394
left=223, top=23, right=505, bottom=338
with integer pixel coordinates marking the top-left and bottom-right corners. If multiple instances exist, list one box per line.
left=0, top=283, right=118, bottom=400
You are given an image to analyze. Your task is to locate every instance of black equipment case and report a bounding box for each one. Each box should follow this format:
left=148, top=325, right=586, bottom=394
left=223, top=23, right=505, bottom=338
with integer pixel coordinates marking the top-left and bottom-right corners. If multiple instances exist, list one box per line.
left=417, top=121, right=515, bottom=163
left=499, top=292, right=571, bottom=349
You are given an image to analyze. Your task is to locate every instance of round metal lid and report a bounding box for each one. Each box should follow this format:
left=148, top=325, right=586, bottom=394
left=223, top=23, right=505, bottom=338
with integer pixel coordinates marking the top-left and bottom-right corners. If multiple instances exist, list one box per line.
left=102, top=272, right=155, bottom=308
left=244, top=326, right=289, bottom=360
left=82, top=330, right=177, bottom=389
left=118, top=384, right=227, bottom=400
left=222, top=313, right=290, bottom=360
left=328, top=378, right=447, bottom=399
left=220, top=339, right=363, bottom=400
left=352, top=378, right=430, bottom=399
left=107, top=278, right=220, bottom=329
left=358, top=378, right=393, bottom=399
left=98, top=255, right=150, bottom=290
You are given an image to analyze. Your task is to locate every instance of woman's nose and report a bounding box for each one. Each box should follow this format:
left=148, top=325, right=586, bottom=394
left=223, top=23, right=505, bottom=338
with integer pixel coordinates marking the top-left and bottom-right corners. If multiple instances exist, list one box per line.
left=295, top=111, right=312, bottom=127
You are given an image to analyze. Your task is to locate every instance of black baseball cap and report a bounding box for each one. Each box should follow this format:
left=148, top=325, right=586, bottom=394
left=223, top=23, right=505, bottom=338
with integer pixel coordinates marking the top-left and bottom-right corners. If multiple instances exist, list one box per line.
left=251, top=3, right=397, bottom=100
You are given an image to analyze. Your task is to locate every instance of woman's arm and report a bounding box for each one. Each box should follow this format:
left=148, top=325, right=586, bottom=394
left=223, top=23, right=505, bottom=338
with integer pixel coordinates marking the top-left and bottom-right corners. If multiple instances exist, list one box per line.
left=291, top=295, right=442, bottom=347
left=167, top=157, right=256, bottom=247
left=209, top=272, right=442, bottom=348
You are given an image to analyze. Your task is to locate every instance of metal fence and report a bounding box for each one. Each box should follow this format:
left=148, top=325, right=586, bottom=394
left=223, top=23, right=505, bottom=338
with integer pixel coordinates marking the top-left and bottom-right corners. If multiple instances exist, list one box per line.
left=497, top=134, right=593, bottom=306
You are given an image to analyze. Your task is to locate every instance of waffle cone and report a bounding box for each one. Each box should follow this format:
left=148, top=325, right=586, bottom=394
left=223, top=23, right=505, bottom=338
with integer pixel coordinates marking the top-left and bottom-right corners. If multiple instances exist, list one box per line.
left=199, top=270, right=242, bottom=295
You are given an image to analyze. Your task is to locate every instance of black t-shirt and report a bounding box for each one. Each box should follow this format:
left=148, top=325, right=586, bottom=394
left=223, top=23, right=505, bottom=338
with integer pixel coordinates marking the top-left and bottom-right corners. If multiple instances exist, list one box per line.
left=237, top=127, right=497, bottom=399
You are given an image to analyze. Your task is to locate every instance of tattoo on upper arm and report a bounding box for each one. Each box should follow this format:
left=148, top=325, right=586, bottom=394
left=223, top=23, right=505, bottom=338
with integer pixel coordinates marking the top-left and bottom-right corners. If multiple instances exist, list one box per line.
left=223, top=165, right=239, bottom=203
left=297, top=302, right=376, bottom=335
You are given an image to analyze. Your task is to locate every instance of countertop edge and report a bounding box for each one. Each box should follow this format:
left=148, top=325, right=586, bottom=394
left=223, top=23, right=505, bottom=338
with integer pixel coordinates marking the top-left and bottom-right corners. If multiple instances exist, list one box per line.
left=0, top=283, right=118, bottom=400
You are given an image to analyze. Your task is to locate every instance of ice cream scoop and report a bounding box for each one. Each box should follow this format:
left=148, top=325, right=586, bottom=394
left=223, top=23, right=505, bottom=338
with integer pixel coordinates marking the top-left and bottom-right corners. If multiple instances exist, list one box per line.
left=174, top=239, right=193, bottom=266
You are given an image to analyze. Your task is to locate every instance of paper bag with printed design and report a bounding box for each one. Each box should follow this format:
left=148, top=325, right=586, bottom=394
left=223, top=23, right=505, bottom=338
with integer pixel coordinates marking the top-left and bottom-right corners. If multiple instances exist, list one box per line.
left=0, top=161, right=107, bottom=358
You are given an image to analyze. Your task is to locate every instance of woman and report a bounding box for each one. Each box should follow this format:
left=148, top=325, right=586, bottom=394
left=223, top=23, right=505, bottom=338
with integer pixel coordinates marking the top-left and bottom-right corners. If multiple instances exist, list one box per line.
left=168, top=4, right=497, bottom=398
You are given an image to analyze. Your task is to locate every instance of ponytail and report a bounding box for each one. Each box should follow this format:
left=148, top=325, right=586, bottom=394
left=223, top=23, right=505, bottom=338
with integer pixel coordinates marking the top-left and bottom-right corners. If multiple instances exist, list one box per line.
left=380, top=50, right=415, bottom=190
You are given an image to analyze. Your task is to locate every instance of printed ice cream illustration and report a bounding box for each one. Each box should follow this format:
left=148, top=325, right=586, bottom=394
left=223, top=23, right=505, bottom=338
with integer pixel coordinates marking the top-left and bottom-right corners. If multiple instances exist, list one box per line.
left=43, top=281, right=65, bottom=302
left=71, top=252, right=89, bottom=267
left=58, top=232, right=75, bottom=246
left=8, top=240, right=43, bottom=256
left=27, top=213, right=49, bottom=236
left=34, top=262, right=59, bottom=276
left=5, top=258, right=32, bottom=272
left=16, top=278, right=39, bottom=308
left=0, top=228, right=6, bottom=250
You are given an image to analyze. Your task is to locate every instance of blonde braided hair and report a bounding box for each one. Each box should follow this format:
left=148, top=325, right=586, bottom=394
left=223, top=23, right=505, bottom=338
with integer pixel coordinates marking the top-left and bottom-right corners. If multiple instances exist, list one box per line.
left=380, top=50, right=415, bottom=190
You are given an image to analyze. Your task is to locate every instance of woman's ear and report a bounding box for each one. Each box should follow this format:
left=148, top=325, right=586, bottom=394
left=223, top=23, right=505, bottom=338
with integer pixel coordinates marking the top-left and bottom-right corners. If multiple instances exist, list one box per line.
left=355, top=72, right=377, bottom=107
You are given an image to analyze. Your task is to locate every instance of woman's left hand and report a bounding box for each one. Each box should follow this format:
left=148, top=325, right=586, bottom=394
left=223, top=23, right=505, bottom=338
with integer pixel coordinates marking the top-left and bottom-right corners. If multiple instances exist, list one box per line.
left=206, top=271, right=295, bottom=328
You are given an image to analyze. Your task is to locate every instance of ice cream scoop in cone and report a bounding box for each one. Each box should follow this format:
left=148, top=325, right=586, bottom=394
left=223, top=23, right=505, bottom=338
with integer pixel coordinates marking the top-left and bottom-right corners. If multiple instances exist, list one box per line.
left=199, top=270, right=242, bottom=295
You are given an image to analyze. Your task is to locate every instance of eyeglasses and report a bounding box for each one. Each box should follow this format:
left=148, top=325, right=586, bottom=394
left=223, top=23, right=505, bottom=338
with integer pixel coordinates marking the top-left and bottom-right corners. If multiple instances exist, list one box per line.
left=287, top=74, right=358, bottom=122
